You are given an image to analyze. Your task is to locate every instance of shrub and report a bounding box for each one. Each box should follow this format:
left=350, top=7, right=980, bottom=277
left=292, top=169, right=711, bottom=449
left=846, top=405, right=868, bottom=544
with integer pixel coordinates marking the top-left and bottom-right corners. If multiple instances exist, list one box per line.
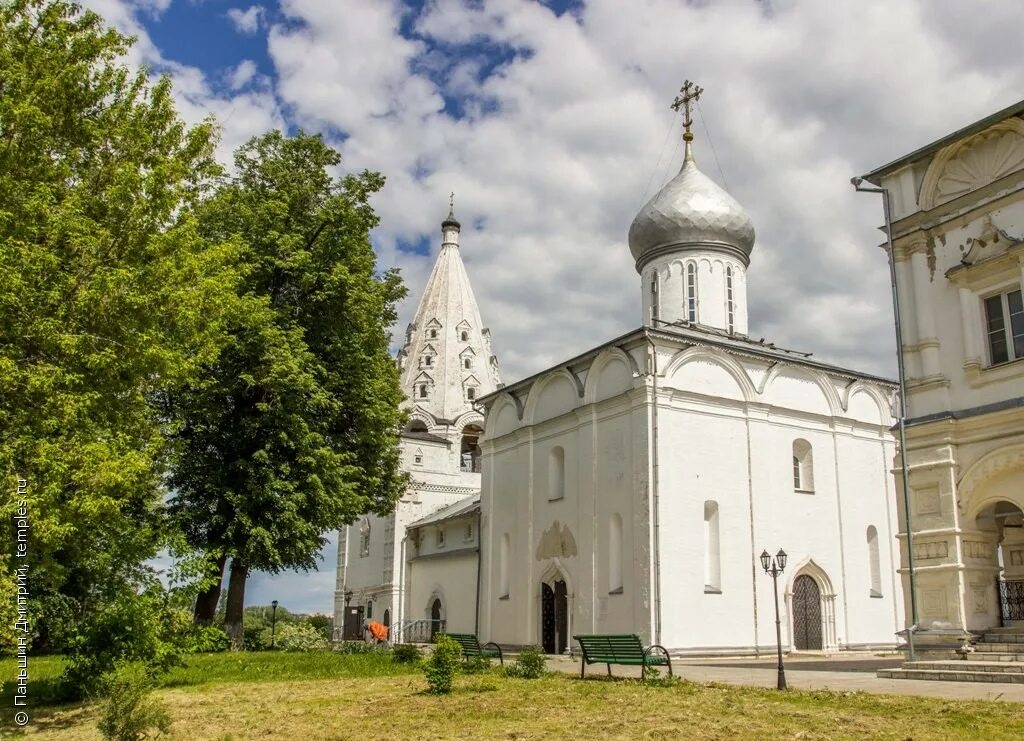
left=504, top=646, right=546, bottom=679
left=276, top=622, right=329, bottom=652
left=462, top=655, right=494, bottom=674
left=392, top=644, right=422, bottom=663
left=334, top=640, right=378, bottom=654
left=242, top=625, right=270, bottom=651
left=60, top=590, right=189, bottom=700
left=186, top=625, right=230, bottom=654
left=96, top=662, right=171, bottom=741
left=423, top=634, right=462, bottom=694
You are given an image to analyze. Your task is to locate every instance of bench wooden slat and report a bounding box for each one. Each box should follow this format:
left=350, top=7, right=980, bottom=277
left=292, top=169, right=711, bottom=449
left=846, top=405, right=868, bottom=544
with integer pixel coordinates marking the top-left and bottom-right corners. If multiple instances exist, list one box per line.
left=573, top=633, right=672, bottom=680
left=440, top=633, right=503, bottom=665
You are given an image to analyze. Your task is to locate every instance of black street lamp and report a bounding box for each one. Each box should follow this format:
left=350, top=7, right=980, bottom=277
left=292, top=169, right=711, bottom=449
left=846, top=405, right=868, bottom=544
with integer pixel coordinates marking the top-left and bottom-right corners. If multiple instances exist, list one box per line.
left=760, top=548, right=788, bottom=690
left=270, top=600, right=279, bottom=650
left=344, top=590, right=353, bottom=606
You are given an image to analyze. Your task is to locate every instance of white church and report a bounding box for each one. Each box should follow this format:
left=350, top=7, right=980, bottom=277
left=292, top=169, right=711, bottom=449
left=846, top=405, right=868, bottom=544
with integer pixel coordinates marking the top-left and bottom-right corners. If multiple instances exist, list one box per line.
left=338, top=88, right=906, bottom=655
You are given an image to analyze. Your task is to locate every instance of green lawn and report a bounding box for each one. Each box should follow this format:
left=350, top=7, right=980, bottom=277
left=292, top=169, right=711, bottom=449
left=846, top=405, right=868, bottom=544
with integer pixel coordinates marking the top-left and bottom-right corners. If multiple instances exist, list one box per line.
left=3, top=651, right=1024, bottom=739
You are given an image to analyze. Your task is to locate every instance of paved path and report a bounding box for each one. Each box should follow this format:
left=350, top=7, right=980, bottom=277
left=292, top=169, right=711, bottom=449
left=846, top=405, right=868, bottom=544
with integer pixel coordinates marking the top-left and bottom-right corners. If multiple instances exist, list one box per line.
left=544, top=654, right=1024, bottom=702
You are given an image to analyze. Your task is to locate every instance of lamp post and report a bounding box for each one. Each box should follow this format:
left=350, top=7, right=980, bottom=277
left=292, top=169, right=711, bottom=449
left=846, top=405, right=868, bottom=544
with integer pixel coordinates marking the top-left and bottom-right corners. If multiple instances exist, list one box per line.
left=760, top=548, right=788, bottom=690
left=270, top=600, right=279, bottom=650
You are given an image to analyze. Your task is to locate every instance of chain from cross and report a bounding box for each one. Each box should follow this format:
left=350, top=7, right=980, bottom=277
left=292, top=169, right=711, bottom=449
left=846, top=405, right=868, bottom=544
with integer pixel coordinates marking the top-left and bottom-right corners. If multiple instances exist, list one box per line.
left=450, top=192, right=455, bottom=209
left=671, top=80, right=703, bottom=140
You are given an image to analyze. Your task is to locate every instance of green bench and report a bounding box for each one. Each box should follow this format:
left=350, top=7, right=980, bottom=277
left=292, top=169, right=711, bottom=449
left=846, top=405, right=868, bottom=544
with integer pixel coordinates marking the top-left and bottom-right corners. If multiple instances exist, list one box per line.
left=442, top=632, right=504, bottom=665
left=573, top=633, right=671, bottom=680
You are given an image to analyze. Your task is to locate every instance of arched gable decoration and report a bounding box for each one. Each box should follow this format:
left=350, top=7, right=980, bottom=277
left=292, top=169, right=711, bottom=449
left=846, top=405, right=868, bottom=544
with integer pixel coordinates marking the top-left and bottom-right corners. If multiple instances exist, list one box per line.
left=919, top=119, right=1024, bottom=210
left=453, top=409, right=486, bottom=432
left=583, top=346, right=640, bottom=404
left=522, top=369, right=582, bottom=426
left=840, top=380, right=891, bottom=426
left=408, top=409, right=437, bottom=431
left=957, top=442, right=1024, bottom=518
left=661, top=346, right=756, bottom=402
left=537, top=558, right=574, bottom=597
left=759, top=363, right=841, bottom=417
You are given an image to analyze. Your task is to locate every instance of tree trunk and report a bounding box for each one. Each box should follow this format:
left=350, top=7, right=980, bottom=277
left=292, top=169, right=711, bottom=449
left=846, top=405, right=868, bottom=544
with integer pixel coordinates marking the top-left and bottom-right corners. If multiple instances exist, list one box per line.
left=224, top=558, right=249, bottom=650
left=193, top=552, right=227, bottom=625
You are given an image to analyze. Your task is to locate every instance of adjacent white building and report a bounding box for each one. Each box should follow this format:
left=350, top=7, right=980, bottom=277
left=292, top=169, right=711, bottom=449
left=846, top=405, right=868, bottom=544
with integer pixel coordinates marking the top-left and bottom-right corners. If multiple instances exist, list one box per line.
left=478, top=114, right=905, bottom=654
left=334, top=205, right=500, bottom=641
left=859, top=100, right=1024, bottom=647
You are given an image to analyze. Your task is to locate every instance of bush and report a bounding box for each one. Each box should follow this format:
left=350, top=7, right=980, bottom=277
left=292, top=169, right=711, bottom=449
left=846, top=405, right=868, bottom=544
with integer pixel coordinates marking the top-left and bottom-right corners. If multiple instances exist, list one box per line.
left=423, top=634, right=462, bottom=694
left=392, top=644, right=422, bottom=663
left=60, top=590, right=189, bottom=699
left=186, top=624, right=230, bottom=654
left=504, top=646, right=547, bottom=679
left=242, top=625, right=271, bottom=651
left=462, top=655, right=494, bottom=674
left=276, top=622, right=329, bottom=652
left=96, top=662, right=171, bottom=741
left=334, top=640, right=378, bottom=655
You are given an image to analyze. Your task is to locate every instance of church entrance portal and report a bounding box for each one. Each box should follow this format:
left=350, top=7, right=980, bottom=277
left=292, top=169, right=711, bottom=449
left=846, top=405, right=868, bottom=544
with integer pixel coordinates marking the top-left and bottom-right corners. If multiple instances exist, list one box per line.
left=541, top=580, right=568, bottom=653
left=977, top=500, right=1024, bottom=625
left=792, top=575, right=823, bottom=650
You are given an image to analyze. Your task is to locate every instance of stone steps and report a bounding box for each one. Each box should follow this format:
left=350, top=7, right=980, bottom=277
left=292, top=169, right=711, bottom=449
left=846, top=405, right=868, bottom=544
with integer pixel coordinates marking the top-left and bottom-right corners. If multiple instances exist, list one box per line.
left=878, top=667, right=1024, bottom=684
left=972, top=643, right=1024, bottom=656
left=902, top=660, right=1024, bottom=674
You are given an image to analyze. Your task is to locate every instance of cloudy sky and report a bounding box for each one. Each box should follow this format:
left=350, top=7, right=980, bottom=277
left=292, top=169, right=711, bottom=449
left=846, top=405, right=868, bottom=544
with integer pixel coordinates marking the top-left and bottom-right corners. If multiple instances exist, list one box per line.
left=86, top=0, right=1024, bottom=613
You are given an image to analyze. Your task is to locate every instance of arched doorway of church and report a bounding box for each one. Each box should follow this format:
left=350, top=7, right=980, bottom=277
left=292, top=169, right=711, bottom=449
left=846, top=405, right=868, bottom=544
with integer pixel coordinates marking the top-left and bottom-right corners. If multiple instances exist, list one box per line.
left=540, top=580, right=568, bottom=653
left=792, top=575, right=823, bottom=650
left=429, top=598, right=443, bottom=641
left=976, top=500, right=1024, bottom=624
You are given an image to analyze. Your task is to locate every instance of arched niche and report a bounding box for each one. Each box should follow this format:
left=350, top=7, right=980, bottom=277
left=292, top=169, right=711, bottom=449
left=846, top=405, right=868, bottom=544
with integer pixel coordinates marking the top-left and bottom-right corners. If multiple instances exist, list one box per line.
left=919, top=119, right=1024, bottom=210
left=843, top=383, right=889, bottom=426
left=524, top=371, right=579, bottom=425
left=488, top=395, right=521, bottom=439
left=761, top=366, right=837, bottom=417
left=584, top=348, right=636, bottom=405
left=662, top=347, right=753, bottom=402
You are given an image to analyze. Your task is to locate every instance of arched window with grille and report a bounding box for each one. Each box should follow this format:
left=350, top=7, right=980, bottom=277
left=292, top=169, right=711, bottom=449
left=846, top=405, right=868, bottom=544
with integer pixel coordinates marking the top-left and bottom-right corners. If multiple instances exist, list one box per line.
left=793, top=439, right=814, bottom=492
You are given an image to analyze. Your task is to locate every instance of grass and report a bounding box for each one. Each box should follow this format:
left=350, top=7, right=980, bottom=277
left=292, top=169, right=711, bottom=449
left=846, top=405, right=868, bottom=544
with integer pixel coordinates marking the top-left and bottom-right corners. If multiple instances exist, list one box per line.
left=3, top=652, right=1024, bottom=739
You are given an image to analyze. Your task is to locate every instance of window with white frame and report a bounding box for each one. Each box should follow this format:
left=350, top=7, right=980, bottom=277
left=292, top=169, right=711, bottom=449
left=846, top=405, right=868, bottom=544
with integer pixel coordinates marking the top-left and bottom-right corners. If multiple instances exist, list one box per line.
left=793, top=439, right=814, bottom=492
left=419, top=384, right=428, bottom=399
left=467, top=387, right=476, bottom=401
left=423, top=355, right=433, bottom=366
left=984, top=287, right=1024, bottom=365
left=686, top=262, right=698, bottom=322
left=725, top=266, right=735, bottom=334
left=464, top=357, right=472, bottom=369
left=461, top=330, right=469, bottom=341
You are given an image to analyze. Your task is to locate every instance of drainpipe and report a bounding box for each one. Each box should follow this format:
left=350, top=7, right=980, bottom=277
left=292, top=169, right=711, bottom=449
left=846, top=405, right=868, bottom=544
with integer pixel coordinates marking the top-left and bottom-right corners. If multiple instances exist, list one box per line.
left=647, top=334, right=663, bottom=645
left=852, top=178, right=919, bottom=660
left=474, top=508, right=482, bottom=636
left=398, top=533, right=408, bottom=644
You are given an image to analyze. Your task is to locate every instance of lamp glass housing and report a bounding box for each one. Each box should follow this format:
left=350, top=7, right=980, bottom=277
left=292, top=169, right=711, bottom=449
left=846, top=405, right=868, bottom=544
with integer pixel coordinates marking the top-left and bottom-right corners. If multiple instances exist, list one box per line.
left=776, top=549, right=787, bottom=572
left=760, top=550, right=771, bottom=573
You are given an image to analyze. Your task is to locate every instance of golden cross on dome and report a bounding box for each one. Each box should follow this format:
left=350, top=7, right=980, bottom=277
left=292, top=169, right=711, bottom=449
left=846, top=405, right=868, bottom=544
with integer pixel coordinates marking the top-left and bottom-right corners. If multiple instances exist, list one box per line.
left=671, top=80, right=703, bottom=142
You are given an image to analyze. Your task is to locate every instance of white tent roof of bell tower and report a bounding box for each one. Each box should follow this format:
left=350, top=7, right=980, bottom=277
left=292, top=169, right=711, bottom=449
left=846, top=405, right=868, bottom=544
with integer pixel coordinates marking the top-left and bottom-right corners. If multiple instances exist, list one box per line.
left=398, top=209, right=501, bottom=424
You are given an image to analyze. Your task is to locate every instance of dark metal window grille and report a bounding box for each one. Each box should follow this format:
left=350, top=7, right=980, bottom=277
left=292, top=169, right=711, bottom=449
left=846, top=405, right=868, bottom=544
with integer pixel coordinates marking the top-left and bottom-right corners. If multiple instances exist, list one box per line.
left=998, top=578, right=1024, bottom=625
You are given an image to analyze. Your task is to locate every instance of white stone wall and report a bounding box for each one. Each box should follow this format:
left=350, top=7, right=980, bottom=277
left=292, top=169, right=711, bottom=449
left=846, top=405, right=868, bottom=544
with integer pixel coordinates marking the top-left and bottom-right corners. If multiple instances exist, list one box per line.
left=641, top=250, right=749, bottom=334
left=480, top=332, right=903, bottom=653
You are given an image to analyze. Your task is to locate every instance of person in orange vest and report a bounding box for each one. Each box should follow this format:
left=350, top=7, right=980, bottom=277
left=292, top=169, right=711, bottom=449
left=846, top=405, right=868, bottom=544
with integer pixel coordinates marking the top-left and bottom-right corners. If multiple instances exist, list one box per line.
left=367, top=620, right=388, bottom=645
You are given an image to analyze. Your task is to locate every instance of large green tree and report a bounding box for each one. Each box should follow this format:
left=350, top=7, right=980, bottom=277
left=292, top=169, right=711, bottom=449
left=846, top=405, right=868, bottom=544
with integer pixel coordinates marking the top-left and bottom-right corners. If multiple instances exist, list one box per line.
left=0, top=0, right=240, bottom=652
left=166, top=131, right=408, bottom=644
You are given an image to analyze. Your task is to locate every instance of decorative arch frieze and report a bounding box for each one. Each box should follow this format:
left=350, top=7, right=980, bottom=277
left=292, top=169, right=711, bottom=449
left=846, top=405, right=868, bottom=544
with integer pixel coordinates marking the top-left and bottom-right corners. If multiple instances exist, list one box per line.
left=583, top=346, right=640, bottom=404
left=759, top=363, right=842, bottom=417
left=522, top=369, right=582, bottom=426
left=919, top=118, right=1024, bottom=210
left=453, top=409, right=485, bottom=432
left=840, top=380, right=892, bottom=426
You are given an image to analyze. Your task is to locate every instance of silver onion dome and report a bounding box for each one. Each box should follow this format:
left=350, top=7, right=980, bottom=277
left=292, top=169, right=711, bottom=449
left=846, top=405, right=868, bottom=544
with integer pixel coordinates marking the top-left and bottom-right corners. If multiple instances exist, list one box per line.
left=628, top=146, right=755, bottom=271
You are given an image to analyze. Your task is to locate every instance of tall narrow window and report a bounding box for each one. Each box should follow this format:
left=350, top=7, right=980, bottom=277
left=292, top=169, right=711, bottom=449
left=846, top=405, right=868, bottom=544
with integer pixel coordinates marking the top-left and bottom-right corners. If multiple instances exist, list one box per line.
left=419, top=384, right=428, bottom=398
left=725, top=266, right=735, bottom=334
left=649, top=272, right=659, bottom=324
left=467, top=387, right=476, bottom=400
left=704, top=500, right=721, bottom=593
left=985, top=288, right=1024, bottom=365
left=548, top=446, right=565, bottom=501
left=366, top=600, right=373, bottom=620
left=359, top=520, right=371, bottom=557
left=461, top=330, right=469, bottom=341
left=867, top=525, right=882, bottom=597
left=499, top=533, right=510, bottom=599
left=424, top=355, right=432, bottom=366
left=686, top=262, right=698, bottom=322
left=793, top=439, right=814, bottom=492
left=464, top=358, right=472, bottom=369
left=609, top=513, right=623, bottom=594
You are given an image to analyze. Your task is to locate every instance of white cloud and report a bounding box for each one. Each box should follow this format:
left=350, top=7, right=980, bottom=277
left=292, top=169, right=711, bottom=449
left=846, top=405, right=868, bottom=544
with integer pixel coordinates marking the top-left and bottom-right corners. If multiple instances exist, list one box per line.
left=227, top=5, right=265, bottom=35
left=228, top=59, right=259, bottom=90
